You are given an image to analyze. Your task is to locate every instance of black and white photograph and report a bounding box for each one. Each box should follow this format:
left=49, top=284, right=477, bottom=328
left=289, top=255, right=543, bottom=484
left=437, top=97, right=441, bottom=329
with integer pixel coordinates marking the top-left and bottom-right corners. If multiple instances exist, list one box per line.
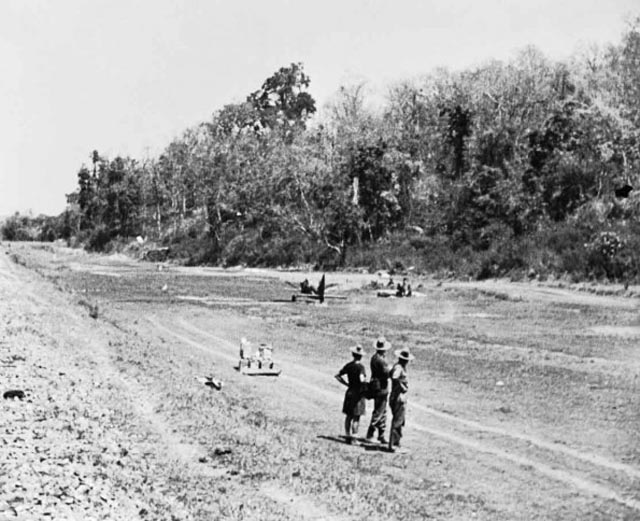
left=1, top=1, right=640, bottom=519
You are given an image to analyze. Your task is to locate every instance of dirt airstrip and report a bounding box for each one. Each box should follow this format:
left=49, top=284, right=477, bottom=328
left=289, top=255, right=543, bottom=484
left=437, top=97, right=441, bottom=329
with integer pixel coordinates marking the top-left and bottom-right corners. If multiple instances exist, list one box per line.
left=1, top=242, right=639, bottom=520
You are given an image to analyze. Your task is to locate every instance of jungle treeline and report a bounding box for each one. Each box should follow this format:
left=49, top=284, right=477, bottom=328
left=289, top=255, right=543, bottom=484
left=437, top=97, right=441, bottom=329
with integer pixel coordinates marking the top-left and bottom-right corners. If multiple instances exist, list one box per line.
left=6, top=17, right=640, bottom=282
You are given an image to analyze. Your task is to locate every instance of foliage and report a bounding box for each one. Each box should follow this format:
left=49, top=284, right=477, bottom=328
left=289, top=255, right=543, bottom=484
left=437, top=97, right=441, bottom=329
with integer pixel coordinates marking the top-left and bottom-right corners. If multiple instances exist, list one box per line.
left=1, top=213, right=34, bottom=241
left=247, top=62, right=316, bottom=141
left=1, top=212, right=70, bottom=242
left=56, top=22, right=640, bottom=282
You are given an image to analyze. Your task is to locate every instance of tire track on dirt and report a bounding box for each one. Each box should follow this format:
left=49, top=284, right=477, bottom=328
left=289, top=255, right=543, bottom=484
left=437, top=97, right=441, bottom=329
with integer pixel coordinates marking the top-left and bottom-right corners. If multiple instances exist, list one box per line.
left=154, top=315, right=640, bottom=513
left=152, top=317, right=338, bottom=404
left=409, top=401, right=640, bottom=480
left=1, top=250, right=59, bottom=309
left=0, top=252, right=23, bottom=284
left=175, top=316, right=640, bottom=480
left=149, top=318, right=355, bottom=520
left=260, top=483, right=345, bottom=521
left=443, top=281, right=640, bottom=309
left=3, top=254, right=346, bottom=520
left=0, top=255, right=219, bottom=516
left=0, top=266, right=19, bottom=283
left=252, top=304, right=640, bottom=478
left=5, top=256, right=221, bottom=478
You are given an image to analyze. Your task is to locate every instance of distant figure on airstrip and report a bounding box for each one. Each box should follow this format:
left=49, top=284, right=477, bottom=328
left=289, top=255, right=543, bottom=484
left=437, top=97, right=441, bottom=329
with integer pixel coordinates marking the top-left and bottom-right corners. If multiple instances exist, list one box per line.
left=300, top=278, right=317, bottom=295
left=396, top=278, right=412, bottom=297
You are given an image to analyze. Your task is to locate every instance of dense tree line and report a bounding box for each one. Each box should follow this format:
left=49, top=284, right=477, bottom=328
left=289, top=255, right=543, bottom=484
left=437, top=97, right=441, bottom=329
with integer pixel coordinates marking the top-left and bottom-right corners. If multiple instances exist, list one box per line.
left=33, top=18, right=640, bottom=281
left=0, top=212, right=71, bottom=242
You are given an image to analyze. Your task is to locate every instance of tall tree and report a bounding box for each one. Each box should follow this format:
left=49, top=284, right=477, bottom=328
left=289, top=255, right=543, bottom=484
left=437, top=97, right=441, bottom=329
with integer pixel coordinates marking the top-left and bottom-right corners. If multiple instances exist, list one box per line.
left=248, top=62, right=316, bottom=140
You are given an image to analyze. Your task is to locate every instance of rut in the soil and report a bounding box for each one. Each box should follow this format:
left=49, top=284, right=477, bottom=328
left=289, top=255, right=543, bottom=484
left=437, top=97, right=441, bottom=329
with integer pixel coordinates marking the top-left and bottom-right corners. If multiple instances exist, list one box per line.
left=150, top=315, right=640, bottom=513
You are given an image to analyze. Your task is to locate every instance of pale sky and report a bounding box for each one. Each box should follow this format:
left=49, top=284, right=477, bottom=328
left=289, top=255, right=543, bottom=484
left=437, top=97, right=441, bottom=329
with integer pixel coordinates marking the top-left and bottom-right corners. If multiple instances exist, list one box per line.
left=1, top=0, right=637, bottom=216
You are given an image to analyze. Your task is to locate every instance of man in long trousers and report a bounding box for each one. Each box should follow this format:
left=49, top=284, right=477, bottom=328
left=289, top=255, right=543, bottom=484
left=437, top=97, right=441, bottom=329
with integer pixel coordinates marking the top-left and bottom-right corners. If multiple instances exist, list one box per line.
left=366, top=336, right=391, bottom=444
left=388, top=348, right=415, bottom=453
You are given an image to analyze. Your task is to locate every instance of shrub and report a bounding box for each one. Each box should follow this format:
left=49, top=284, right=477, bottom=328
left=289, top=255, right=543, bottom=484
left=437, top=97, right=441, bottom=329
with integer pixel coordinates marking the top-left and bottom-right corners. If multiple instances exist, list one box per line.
left=585, top=231, right=627, bottom=280
left=1, top=214, right=34, bottom=241
left=86, top=225, right=113, bottom=252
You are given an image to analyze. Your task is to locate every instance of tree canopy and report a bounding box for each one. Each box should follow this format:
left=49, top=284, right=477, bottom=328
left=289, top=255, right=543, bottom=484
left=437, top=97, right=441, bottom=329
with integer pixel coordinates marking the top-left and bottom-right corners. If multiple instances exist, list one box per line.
left=38, top=19, right=640, bottom=282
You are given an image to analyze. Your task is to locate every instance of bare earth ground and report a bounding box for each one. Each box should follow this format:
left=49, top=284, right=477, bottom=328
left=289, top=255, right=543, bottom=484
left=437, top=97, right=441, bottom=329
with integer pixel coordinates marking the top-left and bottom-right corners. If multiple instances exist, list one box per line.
left=1, top=243, right=639, bottom=520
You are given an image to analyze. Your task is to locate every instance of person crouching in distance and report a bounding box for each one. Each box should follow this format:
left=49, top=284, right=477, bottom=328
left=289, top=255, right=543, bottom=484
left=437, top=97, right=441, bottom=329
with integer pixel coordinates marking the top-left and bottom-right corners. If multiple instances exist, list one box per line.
left=335, top=345, right=367, bottom=445
left=396, top=277, right=412, bottom=297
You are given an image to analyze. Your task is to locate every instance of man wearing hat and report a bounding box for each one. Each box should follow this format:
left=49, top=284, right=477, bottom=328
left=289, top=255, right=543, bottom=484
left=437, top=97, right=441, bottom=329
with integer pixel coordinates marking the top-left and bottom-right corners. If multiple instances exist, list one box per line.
left=388, top=347, right=415, bottom=453
left=365, top=336, right=391, bottom=444
left=335, top=345, right=367, bottom=444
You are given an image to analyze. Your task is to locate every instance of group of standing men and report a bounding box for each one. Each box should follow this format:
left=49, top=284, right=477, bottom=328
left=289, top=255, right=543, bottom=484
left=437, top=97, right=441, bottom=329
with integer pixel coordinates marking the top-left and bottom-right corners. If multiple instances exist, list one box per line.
left=335, top=337, right=414, bottom=454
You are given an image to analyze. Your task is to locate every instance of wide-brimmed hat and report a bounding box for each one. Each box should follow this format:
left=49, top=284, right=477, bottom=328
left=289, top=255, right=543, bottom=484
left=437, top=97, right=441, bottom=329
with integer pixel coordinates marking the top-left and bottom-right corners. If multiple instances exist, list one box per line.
left=373, top=336, right=391, bottom=351
left=394, top=348, right=415, bottom=361
left=351, top=345, right=365, bottom=356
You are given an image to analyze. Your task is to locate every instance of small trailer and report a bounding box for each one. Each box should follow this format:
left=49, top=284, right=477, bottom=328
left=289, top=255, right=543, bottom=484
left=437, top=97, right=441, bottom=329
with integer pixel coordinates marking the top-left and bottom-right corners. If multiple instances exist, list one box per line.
left=238, top=337, right=282, bottom=376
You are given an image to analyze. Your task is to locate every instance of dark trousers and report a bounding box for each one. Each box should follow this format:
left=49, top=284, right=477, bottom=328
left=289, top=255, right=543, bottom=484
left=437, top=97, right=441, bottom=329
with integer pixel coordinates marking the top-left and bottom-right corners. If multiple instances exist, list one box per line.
left=389, top=396, right=406, bottom=448
left=367, top=393, right=388, bottom=440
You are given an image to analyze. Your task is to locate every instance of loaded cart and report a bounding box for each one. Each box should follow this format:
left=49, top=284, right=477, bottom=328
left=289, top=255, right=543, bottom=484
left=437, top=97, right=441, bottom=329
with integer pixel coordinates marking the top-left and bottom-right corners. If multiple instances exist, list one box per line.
left=238, top=337, right=282, bottom=376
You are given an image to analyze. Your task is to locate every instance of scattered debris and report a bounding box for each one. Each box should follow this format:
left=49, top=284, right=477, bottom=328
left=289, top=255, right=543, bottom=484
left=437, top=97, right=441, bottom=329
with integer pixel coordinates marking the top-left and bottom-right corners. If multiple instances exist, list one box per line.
left=213, top=447, right=232, bottom=457
left=7, top=354, right=26, bottom=362
left=78, top=298, right=99, bottom=319
left=199, top=376, right=223, bottom=390
left=3, top=389, right=25, bottom=400
left=0, top=354, right=25, bottom=367
left=238, top=338, right=281, bottom=376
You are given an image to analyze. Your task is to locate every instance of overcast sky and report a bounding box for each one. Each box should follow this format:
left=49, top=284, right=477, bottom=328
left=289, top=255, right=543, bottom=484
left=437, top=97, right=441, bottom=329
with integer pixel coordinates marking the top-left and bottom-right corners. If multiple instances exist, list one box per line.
left=1, top=0, right=637, bottom=216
